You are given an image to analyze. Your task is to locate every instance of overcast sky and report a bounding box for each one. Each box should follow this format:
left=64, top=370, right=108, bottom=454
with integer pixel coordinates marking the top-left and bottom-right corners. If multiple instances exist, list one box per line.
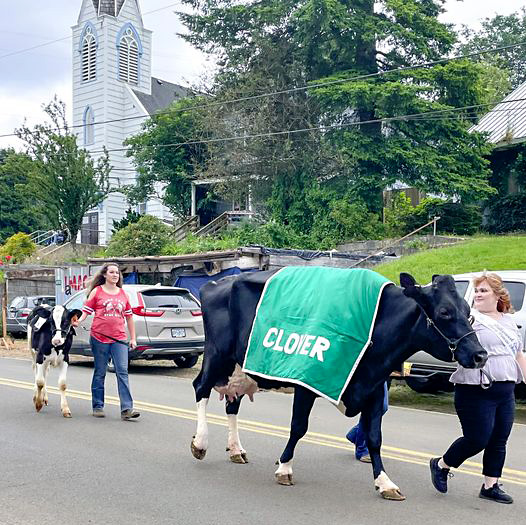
left=1, top=0, right=525, bottom=150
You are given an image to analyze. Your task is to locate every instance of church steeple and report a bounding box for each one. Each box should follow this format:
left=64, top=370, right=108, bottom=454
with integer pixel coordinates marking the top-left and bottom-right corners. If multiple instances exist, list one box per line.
left=92, top=0, right=126, bottom=17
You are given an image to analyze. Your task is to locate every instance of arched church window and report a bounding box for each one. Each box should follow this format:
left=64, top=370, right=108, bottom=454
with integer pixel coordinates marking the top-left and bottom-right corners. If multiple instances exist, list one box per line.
left=83, top=106, right=95, bottom=145
left=118, top=27, right=139, bottom=85
left=81, top=25, right=97, bottom=82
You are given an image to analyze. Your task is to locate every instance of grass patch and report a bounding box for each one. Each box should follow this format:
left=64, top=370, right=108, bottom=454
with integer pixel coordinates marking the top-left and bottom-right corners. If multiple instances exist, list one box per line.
left=389, top=382, right=526, bottom=424
left=374, top=235, right=526, bottom=284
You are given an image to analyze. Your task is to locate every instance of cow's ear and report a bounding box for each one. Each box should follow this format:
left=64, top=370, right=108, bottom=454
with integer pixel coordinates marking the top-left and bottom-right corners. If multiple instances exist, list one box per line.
left=400, top=273, right=422, bottom=300
left=28, top=306, right=51, bottom=331
left=67, top=309, right=82, bottom=323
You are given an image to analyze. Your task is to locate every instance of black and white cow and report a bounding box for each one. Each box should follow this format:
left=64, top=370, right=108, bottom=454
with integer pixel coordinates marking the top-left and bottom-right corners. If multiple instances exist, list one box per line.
left=190, top=270, right=488, bottom=500
left=27, top=305, right=82, bottom=417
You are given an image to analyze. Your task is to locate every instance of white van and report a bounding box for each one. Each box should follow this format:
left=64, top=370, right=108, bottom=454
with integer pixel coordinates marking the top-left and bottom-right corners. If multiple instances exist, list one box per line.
left=404, top=271, right=526, bottom=395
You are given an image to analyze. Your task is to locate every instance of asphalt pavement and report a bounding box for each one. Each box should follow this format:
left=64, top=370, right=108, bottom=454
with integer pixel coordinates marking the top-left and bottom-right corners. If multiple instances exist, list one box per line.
left=0, top=356, right=525, bottom=525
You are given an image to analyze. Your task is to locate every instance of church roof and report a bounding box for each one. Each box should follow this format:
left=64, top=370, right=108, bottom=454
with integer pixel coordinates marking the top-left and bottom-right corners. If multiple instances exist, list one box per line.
left=92, top=0, right=126, bottom=17
left=133, top=77, right=192, bottom=115
left=470, top=81, right=526, bottom=148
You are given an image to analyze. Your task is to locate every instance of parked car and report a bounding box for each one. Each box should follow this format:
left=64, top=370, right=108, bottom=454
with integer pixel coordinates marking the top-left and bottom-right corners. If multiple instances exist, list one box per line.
left=6, top=295, right=56, bottom=335
left=404, top=271, right=526, bottom=395
left=63, top=284, right=204, bottom=368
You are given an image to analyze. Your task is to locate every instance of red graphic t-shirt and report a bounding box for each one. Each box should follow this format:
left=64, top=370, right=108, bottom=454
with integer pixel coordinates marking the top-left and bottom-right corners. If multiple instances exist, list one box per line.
left=82, top=286, right=132, bottom=343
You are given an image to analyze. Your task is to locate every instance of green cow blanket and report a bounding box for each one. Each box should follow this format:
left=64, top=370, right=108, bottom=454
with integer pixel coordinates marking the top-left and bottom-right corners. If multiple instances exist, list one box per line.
left=242, top=266, right=392, bottom=403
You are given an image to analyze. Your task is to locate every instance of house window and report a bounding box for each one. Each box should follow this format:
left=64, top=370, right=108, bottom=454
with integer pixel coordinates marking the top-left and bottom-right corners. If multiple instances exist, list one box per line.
left=81, top=25, right=97, bottom=82
left=83, top=106, right=95, bottom=145
left=118, top=27, right=140, bottom=85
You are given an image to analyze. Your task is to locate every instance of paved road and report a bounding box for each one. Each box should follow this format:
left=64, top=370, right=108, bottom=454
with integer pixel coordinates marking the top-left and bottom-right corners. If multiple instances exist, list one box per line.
left=1, top=356, right=525, bottom=524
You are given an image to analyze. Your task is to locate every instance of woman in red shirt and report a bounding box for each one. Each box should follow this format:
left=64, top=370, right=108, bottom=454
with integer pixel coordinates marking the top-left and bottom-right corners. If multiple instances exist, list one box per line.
left=77, top=263, right=140, bottom=420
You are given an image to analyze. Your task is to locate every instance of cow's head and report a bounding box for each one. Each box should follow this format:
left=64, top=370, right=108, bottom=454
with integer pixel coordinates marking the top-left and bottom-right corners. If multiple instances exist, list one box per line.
left=400, top=273, right=487, bottom=369
left=29, top=305, right=82, bottom=347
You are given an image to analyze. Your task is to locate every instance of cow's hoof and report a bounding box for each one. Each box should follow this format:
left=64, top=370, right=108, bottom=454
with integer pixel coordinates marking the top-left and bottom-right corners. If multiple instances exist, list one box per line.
left=230, top=453, right=248, bottom=464
left=44, top=399, right=49, bottom=406
left=275, top=473, right=294, bottom=486
left=62, top=411, right=72, bottom=418
left=380, top=488, right=406, bottom=501
left=35, top=402, right=43, bottom=412
left=191, top=440, right=206, bottom=460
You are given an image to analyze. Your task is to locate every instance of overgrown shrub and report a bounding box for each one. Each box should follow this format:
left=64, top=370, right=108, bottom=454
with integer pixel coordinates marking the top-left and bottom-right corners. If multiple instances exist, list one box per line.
left=105, top=215, right=172, bottom=256
left=485, top=193, right=526, bottom=233
left=111, top=208, right=143, bottom=234
left=0, top=232, right=37, bottom=263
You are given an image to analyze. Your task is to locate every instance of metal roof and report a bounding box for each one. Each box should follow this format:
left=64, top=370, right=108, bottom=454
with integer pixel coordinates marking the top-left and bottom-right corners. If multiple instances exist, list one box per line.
left=470, top=81, right=526, bottom=148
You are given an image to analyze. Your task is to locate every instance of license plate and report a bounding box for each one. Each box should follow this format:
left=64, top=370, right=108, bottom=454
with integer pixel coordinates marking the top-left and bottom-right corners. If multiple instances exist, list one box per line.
left=171, top=328, right=186, bottom=338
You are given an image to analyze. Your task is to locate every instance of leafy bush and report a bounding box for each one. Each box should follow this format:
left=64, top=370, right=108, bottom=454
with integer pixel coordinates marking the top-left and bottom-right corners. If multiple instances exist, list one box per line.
left=0, top=232, right=37, bottom=263
left=111, top=208, right=143, bottom=234
left=485, top=193, right=526, bottom=233
left=105, top=216, right=172, bottom=256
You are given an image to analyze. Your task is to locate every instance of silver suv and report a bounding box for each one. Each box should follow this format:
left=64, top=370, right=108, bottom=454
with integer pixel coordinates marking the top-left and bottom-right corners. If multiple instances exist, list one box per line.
left=7, top=295, right=56, bottom=334
left=404, top=271, right=526, bottom=394
left=64, top=284, right=204, bottom=368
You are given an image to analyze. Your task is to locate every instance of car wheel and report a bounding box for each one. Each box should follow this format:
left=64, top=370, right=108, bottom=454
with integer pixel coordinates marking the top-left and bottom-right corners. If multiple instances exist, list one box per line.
left=405, top=375, right=453, bottom=394
left=173, top=355, right=199, bottom=368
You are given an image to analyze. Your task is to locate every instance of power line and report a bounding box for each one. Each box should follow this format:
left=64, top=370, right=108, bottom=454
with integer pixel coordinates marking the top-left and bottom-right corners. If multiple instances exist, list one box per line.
left=2, top=39, right=526, bottom=140
left=30, top=97, right=526, bottom=157
left=0, top=2, right=181, bottom=61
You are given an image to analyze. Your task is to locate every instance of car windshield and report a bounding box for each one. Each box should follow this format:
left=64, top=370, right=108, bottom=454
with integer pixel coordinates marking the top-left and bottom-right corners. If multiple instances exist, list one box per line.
left=455, top=280, right=469, bottom=299
left=141, top=290, right=199, bottom=309
left=10, top=297, right=26, bottom=309
left=33, top=297, right=55, bottom=307
left=503, top=281, right=525, bottom=311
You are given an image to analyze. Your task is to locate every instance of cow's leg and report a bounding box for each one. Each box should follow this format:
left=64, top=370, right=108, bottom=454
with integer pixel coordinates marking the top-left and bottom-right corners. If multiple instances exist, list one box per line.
left=42, top=359, right=51, bottom=406
left=361, top=385, right=405, bottom=501
left=33, top=360, right=46, bottom=412
left=275, top=386, right=317, bottom=486
left=226, top=396, right=248, bottom=464
left=191, top=398, right=209, bottom=460
left=57, top=359, right=71, bottom=418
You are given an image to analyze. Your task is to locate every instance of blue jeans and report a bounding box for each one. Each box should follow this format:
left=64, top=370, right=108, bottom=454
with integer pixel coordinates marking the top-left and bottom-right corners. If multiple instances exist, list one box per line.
left=347, top=382, right=389, bottom=459
left=90, top=337, right=133, bottom=413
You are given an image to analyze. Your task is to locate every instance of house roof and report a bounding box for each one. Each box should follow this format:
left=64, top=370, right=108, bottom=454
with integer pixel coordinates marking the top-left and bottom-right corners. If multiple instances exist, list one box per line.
left=133, top=77, right=191, bottom=115
left=92, top=0, right=126, bottom=17
left=470, top=81, right=526, bottom=148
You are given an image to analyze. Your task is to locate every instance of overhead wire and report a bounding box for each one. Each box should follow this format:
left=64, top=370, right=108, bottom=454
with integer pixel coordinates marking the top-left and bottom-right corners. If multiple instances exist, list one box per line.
left=2, top=39, right=526, bottom=139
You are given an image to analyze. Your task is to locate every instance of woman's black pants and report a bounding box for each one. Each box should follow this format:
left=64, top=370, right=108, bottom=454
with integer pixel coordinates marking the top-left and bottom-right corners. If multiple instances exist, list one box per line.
left=442, top=381, right=515, bottom=478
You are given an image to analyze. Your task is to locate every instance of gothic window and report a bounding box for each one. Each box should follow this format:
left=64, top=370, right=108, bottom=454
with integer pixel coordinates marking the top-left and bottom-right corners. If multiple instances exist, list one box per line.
left=83, top=106, right=95, bottom=145
left=118, top=27, right=140, bottom=84
left=81, top=25, right=97, bottom=82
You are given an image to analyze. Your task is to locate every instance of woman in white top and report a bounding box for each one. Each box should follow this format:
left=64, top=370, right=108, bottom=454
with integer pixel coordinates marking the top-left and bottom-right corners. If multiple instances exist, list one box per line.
left=429, top=272, right=526, bottom=504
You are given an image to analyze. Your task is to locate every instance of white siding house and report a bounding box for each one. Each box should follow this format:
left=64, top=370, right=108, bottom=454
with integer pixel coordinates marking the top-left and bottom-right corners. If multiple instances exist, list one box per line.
left=72, top=0, right=189, bottom=245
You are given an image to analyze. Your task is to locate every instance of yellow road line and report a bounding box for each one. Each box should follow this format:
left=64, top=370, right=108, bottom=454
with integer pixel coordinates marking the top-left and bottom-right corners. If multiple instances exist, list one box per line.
left=2, top=376, right=525, bottom=486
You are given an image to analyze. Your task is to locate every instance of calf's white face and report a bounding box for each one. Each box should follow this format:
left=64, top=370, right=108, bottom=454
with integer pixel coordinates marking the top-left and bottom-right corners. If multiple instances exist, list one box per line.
left=51, top=305, right=67, bottom=346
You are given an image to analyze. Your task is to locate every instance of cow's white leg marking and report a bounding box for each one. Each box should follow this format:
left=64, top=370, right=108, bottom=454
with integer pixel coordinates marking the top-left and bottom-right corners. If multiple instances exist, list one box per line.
left=275, top=460, right=294, bottom=485
left=191, top=399, right=209, bottom=460
left=42, top=359, right=51, bottom=406
left=33, top=362, right=46, bottom=412
left=58, top=360, right=71, bottom=418
left=374, top=471, right=405, bottom=501
left=227, top=414, right=247, bottom=463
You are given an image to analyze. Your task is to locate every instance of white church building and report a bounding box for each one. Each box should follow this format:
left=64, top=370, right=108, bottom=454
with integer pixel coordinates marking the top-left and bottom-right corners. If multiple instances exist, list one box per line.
left=72, top=0, right=189, bottom=245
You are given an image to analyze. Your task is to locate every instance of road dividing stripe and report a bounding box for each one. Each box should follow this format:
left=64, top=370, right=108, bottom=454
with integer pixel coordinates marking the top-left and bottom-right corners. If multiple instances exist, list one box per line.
left=2, top=376, right=526, bottom=487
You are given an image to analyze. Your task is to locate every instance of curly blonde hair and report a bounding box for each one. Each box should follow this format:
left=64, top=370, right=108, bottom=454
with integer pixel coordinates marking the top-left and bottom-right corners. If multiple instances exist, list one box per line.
left=473, top=272, right=513, bottom=313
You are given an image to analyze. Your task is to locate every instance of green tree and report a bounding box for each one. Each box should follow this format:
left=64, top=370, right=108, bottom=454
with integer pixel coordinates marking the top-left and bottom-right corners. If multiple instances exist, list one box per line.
left=125, top=96, right=209, bottom=219
left=105, top=215, right=172, bottom=257
left=15, top=99, right=112, bottom=247
left=179, top=0, right=495, bottom=226
left=459, top=8, right=526, bottom=89
left=0, top=232, right=37, bottom=263
left=0, top=149, right=49, bottom=243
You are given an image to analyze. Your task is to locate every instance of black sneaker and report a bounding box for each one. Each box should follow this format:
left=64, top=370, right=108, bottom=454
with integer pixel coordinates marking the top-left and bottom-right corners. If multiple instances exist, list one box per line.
left=429, top=457, right=451, bottom=493
left=479, top=483, right=513, bottom=504
left=121, top=409, right=140, bottom=421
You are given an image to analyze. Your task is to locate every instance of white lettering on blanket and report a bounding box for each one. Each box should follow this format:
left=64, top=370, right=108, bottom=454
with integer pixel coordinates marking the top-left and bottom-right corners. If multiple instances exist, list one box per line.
left=261, top=327, right=331, bottom=362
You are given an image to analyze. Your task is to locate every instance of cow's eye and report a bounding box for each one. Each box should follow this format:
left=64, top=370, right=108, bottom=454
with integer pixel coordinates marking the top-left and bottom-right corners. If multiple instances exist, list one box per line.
left=439, top=308, right=451, bottom=319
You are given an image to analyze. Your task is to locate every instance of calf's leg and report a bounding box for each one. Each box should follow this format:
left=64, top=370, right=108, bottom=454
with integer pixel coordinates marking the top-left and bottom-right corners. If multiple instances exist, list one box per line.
left=275, top=386, right=316, bottom=486
left=57, top=360, right=71, bottom=418
left=33, top=361, right=46, bottom=412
